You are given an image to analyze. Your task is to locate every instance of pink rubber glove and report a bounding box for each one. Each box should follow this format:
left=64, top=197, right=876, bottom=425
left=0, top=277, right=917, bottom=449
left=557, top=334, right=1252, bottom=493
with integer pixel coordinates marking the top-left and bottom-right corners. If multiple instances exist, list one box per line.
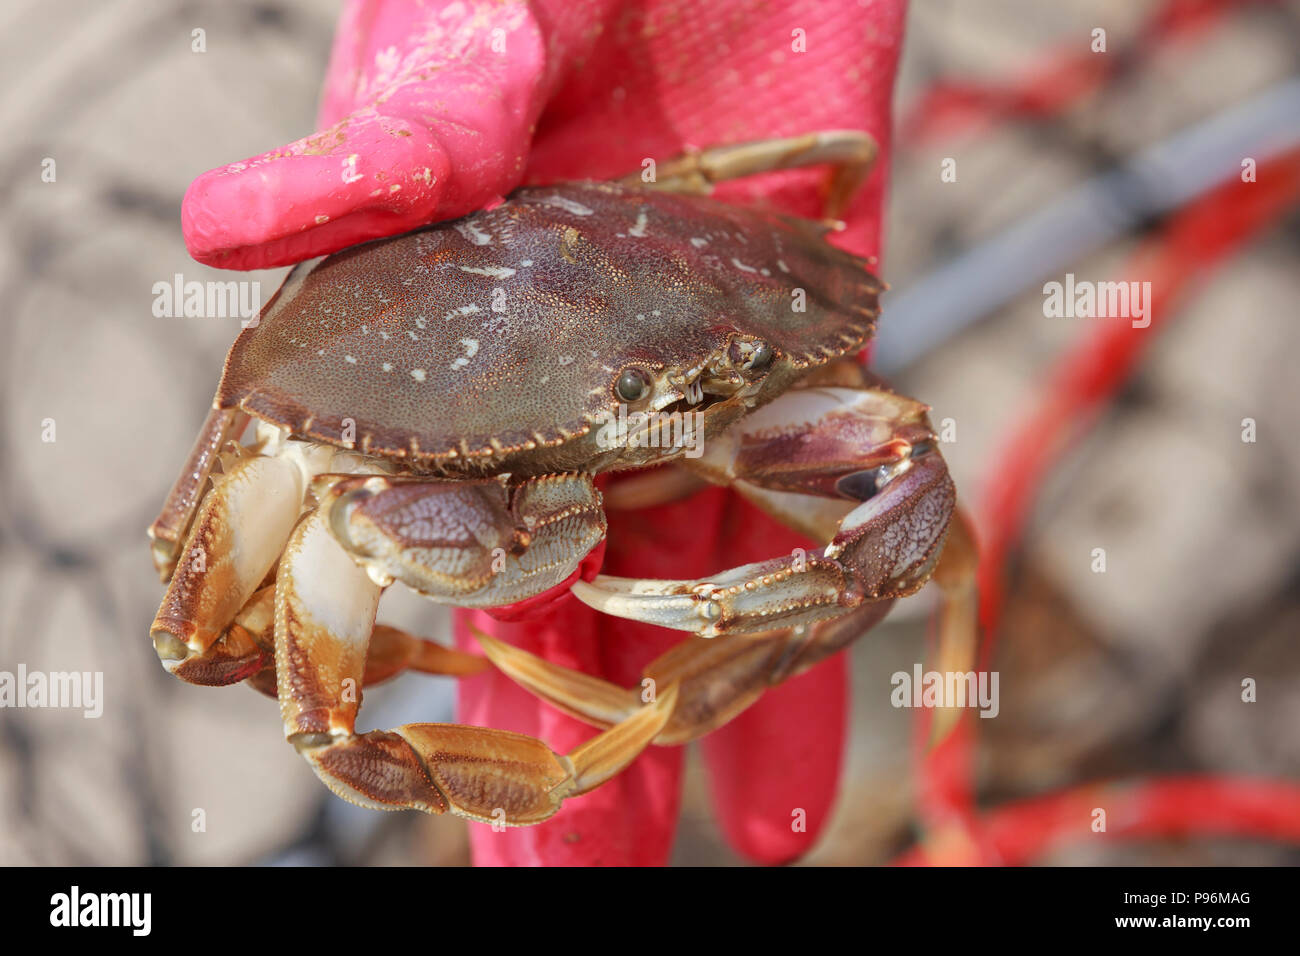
left=183, top=1, right=618, bottom=268
left=183, top=0, right=901, bottom=269
left=185, top=0, right=907, bottom=865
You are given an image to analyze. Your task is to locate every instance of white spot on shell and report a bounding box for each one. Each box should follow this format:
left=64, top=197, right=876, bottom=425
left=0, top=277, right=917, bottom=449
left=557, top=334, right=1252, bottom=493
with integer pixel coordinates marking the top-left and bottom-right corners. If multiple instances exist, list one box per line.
left=458, top=265, right=516, bottom=279
left=454, top=222, right=493, bottom=245
left=542, top=194, right=594, bottom=216
left=732, top=258, right=757, bottom=273
left=382, top=363, right=393, bottom=372
left=444, top=304, right=482, bottom=321
left=450, top=338, right=480, bottom=370
left=344, top=355, right=357, bottom=364
left=690, top=237, right=708, bottom=248
left=629, top=210, right=649, bottom=237
left=558, top=355, right=574, bottom=366
left=410, top=368, right=427, bottom=382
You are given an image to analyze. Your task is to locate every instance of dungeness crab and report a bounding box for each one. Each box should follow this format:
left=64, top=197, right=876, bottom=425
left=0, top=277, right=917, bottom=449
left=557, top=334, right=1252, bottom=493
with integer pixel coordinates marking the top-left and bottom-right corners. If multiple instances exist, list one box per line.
left=148, top=132, right=971, bottom=825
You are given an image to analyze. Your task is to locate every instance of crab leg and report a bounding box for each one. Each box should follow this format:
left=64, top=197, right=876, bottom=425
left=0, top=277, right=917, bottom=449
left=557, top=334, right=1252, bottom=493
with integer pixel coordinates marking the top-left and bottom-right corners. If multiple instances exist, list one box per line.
left=363, top=625, right=490, bottom=682
left=150, top=426, right=382, bottom=684
left=572, top=384, right=956, bottom=637
left=151, top=453, right=306, bottom=684
left=147, top=404, right=246, bottom=579
left=625, top=130, right=878, bottom=218
left=315, top=472, right=605, bottom=607
left=928, top=508, right=981, bottom=743
left=475, top=599, right=893, bottom=746
left=564, top=506, right=972, bottom=740
left=479, top=510, right=979, bottom=745
left=244, top=623, right=489, bottom=698
left=276, top=509, right=676, bottom=823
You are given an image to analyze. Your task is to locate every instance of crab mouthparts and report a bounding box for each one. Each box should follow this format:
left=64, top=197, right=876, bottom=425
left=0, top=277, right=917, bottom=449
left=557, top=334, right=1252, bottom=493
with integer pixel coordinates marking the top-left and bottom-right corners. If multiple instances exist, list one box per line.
left=657, top=376, right=732, bottom=416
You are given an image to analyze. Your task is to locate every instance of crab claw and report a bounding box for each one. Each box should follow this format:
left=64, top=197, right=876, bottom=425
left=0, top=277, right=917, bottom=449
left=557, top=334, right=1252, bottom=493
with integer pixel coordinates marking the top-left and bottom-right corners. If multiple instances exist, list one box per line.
left=315, top=472, right=606, bottom=608
left=573, top=450, right=954, bottom=637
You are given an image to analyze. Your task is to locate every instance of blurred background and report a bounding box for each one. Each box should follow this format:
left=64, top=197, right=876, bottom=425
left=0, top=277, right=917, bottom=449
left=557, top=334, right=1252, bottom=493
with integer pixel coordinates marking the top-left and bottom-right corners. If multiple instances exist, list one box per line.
left=1, top=0, right=1298, bottom=865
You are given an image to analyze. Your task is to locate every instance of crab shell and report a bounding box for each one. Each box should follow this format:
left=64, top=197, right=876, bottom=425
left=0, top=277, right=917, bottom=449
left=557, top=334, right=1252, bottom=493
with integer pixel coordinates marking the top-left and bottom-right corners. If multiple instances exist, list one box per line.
left=216, top=181, right=883, bottom=476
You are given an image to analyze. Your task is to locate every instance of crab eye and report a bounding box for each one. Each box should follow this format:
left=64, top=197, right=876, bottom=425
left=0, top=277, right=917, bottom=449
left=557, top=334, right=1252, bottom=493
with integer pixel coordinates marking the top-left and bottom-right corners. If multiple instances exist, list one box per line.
left=748, top=342, right=774, bottom=371
left=615, top=368, right=651, bottom=402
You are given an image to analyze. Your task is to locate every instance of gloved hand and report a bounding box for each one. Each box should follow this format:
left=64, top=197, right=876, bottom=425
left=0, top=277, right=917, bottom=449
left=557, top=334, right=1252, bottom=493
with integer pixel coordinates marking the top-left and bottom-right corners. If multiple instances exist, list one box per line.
left=183, top=0, right=606, bottom=269
left=184, top=0, right=907, bottom=866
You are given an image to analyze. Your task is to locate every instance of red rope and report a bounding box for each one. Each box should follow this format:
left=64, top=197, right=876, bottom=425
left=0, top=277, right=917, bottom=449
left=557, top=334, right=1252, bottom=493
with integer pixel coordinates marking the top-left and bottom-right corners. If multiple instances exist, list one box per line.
left=898, top=776, right=1300, bottom=865
left=977, top=148, right=1300, bottom=645
left=900, top=0, right=1252, bottom=145
left=907, top=148, right=1300, bottom=864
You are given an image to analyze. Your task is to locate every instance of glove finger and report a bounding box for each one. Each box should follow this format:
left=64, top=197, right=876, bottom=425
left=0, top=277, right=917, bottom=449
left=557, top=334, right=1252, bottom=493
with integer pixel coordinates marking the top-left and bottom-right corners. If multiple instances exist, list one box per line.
left=184, top=8, right=550, bottom=269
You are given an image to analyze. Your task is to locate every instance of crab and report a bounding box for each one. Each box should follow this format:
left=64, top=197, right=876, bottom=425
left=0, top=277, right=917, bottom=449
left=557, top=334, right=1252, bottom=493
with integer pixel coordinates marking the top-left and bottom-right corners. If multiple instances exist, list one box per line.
left=148, top=131, right=972, bottom=827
